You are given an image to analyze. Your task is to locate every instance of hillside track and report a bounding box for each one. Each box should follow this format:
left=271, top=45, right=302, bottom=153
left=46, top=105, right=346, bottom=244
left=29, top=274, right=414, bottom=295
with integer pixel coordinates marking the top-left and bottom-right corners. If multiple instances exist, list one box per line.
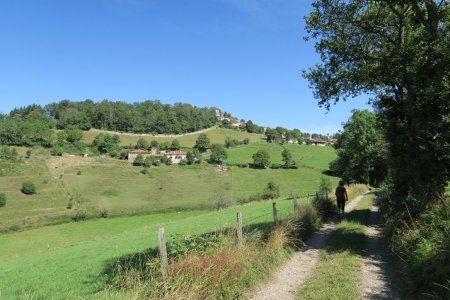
left=87, top=126, right=216, bottom=138
left=247, top=194, right=367, bottom=300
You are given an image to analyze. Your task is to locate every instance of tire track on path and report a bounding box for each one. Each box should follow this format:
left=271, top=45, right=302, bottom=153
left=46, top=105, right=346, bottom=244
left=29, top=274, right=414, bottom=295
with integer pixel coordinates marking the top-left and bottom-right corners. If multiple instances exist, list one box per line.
left=247, top=194, right=367, bottom=300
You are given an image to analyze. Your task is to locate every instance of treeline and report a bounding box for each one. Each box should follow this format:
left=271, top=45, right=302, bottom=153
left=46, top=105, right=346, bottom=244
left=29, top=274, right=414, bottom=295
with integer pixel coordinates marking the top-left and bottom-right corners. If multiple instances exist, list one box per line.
left=45, top=99, right=217, bottom=133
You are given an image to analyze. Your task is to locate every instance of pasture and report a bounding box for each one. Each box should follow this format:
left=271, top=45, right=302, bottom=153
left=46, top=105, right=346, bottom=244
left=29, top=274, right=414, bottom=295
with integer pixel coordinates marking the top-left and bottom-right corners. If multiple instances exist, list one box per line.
left=0, top=198, right=299, bottom=299
left=81, top=127, right=265, bottom=147
left=0, top=140, right=336, bottom=232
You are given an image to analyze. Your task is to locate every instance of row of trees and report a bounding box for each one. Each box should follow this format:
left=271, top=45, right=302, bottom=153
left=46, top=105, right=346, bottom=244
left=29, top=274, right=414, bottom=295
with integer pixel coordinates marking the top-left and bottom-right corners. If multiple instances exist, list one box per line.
left=45, top=99, right=217, bottom=134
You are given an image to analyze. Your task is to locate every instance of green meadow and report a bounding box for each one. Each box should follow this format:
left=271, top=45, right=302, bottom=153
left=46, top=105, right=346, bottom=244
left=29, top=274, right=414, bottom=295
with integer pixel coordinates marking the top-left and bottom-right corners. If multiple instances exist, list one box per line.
left=82, top=127, right=265, bottom=147
left=0, top=198, right=299, bottom=299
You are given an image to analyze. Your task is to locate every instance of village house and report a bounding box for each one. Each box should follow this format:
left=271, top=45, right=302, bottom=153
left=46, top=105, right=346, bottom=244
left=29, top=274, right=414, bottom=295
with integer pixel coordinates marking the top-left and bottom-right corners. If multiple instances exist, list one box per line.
left=310, top=139, right=327, bottom=147
left=127, top=148, right=187, bottom=164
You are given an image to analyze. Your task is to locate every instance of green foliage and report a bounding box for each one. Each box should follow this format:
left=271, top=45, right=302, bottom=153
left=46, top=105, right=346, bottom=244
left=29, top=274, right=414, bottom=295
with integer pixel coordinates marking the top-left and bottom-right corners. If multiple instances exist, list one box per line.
left=150, top=140, right=159, bottom=149
left=51, top=147, right=64, bottom=156
left=0, top=146, right=19, bottom=161
left=161, top=155, right=172, bottom=166
left=46, top=99, right=216, bottom=134
left=391, top=200, right=450, bottom=298
left=91, top=133, right=120, bottom=155
left=25, top=149, right=32, bottom=159
left=178, top=159, right=187, bottom=166
left=252, top=149, right=270, bottom=168
left=170, top=139, right=181, bottom=150
left=135, top=138, right=149, bottom=150
left=21, top=181, right=36, bottom=195
left=195, top=133, right=210, bottom=152
left=0, top=193, right=6, bottom=207
left=209, top=192, right=232, bottom=210
left=312, top=194, right=337, bottom=221
left=64, top=125, right=83, bottom=144
left=209, top=143, right=228, bottom=164
left=329, top=110, right=387, bottom=185
left=281, top=149, right=295, bottom=168
left=133, top=154, right=145, bottom=166
left=143, top=155, right=155, bottom=168
left=304, top=0, right=450, bottom=216
left=262, top=181, right=280, bottom=200
left=318, top=177, right=332, bottom=198
left=167, top=233, right=224, bottom=257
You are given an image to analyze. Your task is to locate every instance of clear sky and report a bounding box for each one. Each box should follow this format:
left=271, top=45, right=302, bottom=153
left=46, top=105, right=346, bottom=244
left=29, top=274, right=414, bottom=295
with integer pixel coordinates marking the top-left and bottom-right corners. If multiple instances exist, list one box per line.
left=0, top=0, right=371, bottom=134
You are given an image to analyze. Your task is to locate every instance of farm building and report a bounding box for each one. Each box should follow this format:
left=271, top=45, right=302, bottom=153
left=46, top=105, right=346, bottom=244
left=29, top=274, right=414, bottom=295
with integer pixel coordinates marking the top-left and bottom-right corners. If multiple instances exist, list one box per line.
left=127, top=149, right=187, bottom=164
left=310, top=139, right=327, bottom=147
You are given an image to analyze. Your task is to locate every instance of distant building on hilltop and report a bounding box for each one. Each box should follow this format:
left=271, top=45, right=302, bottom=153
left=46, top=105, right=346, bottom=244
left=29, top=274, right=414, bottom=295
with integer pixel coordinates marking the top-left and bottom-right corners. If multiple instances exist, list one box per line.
left=127, top=149, right=187, bottom=164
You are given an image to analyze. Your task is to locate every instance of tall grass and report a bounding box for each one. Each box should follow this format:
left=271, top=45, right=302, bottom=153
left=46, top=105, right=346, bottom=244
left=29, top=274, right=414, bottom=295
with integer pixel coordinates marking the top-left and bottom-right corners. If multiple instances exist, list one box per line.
left=100, top=202, right=323, bottom=299
left=390, top=197, right=450, bottom=298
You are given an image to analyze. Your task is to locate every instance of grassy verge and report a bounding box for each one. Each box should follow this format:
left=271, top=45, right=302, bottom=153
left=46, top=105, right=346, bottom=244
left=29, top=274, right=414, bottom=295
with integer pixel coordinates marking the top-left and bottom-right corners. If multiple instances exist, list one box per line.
left=295, top=194, right=374, bottom=300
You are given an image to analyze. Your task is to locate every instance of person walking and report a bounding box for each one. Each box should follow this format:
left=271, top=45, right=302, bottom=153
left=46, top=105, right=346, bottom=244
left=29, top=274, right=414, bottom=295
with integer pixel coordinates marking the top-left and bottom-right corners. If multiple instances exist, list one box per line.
left=335, top=180, right=348, bottom=219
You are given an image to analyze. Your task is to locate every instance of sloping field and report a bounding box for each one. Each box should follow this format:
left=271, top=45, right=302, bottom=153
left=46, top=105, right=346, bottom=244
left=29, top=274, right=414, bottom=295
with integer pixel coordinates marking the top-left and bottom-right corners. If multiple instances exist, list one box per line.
left=0, top=198, right=298, bottom=299
left=225, top=143, right=336, bottom=170
left=82, top=127, right=265, bottom=147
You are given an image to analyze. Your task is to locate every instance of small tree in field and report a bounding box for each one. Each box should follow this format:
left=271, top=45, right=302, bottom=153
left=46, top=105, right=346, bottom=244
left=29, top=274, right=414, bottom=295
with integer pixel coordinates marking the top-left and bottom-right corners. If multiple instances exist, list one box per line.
left=144, top=155, right=155, bottom=168
left=209, top=144, right=228, bottom=164
left=262, top=181, right=280, bottom=200
left=195, top=134, right=210, bottom=152
left=133, top=154, right=145, bottom=166
left=21, top=181, right=36, bottom=195
left=209, top=192, right=232, bottom=210
left=252, top=149, right=270, bottom=168
left=0, top=193, right=6, bottom=207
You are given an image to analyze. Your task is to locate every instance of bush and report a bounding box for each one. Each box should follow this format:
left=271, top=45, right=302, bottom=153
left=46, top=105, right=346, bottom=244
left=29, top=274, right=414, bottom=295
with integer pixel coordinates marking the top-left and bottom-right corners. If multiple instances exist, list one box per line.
left=312, top=193, right=337, bottom=221
left=21, top=181, right=36, bottom=195
left=133, top=154, right=145, bottom=166
left=209, top=192, right=232, bottom=210
left=262, top=181, right=280, bottom=200
left=8, top=224, right=21, bottom=232
left=77, top=170, right=82, bottom=175
left=72, top=209, right=88, bottom=222
left=51, top=147, right=64, bottom=156
left=0, top=193, right=6, bottom=207
left=179, top=159, right=187, bottom=166
left=237, top=197, right=250, bottom=205
left=98, top=207, right=109, bottom=218
left=392, top=200, right=450, bottom=298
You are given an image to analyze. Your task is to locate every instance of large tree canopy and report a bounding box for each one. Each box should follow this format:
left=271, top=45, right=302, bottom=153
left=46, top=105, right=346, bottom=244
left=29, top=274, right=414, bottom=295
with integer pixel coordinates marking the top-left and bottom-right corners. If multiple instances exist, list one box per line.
left=304, top=0, right=450, bottom=216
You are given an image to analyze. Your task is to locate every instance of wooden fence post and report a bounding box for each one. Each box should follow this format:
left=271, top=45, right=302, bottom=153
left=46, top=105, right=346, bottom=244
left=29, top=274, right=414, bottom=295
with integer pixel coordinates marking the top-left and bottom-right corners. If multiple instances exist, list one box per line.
left=236, top=212, right=243, bottom=246
left=272, top=202, right=278, bottom=225
left=293, top=197, right=299, bottom=213
left=158, top=227, right=169, bottom=294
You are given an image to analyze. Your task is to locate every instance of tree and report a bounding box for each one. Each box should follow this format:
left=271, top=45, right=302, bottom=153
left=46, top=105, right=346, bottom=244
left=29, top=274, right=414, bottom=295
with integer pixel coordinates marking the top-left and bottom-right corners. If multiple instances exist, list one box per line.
left=304, top=1, right=450, bottom=217
left=133, top=154, right=145, bottom=166
left=245, top=120, right=256, bottom=133
left=262, top=181, right=280, bottom=200
left=264, top=128, right=277, bottom=143
left=209, top=192, right=232, bottom=210
left=161, top=155, right=172, bottom=166
left=210, top=143, right=228, bottom=164
left=144, top=155, right=155, bottom=168
left=64, top=125, right=83, bottom=144
left=170, top=139, right=181, bottom=150
left=150, top=140, right=159, bottom=149
left=252, top=149, right=270, bottom=168
left=329, top=110, right=388, bottom=185
left=282, top=149, right=295, bottom=168
left=0, top=193, right=6, bottom=207
left=92, top=133, right=120, bottom=155
left=195, top=133, right=210, bottom=152
left=135, top=138, right=149, bottom=150
left=21, top=181, right=36, bottom=195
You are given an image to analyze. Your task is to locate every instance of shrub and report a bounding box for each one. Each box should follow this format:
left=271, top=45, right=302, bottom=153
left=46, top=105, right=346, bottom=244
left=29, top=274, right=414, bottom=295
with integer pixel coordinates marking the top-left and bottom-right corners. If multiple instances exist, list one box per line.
left=72, top=209, right=88, bottom=222
left=144, top=155, right=155, bottom=168
left=209, top=192, right=232, bottom=210
left=98, top=207, right=109, bottom=218
left=0, top=193, right=6, bottom=207
left=161, top=156, right=172, bottom=166
left=8, top=224, right=20, bottom=232
left=25, top=149, right=32, bottom=159
left=51, top=147, right=64, bottom=156
left=312, top=193, right=337, bottom=221
left=77, top=170, right=82, bottom=175
left=179, top=159, right=187, bottom=166
left=21, top=181, right=36, bottom=195
left=237, top=197, right=250, bottom=205
left=133, top=154, right=145, bottom=166
left=262, top=181, right=280, bottom=200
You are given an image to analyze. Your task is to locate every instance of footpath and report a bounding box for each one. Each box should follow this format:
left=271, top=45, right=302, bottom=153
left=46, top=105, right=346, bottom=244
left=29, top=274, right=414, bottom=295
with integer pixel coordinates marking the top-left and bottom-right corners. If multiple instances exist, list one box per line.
left=248, top=194, right=400, bottom=300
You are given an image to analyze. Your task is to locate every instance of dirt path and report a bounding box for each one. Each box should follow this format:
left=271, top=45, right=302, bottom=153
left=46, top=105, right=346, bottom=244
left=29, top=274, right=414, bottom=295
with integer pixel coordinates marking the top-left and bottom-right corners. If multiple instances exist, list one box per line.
left=247, top=194, right=367, bottom=300
left=361, top=198, right=401, bottom=299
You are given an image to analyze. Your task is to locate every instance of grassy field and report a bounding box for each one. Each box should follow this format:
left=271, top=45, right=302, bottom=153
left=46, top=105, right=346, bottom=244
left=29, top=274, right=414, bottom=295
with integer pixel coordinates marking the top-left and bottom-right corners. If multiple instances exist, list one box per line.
left=225, top=143, right=336, bottom=170
left=0, top=198, right=300, bottom=299
left=0, top=141, right=337, bottom=232
left=296, top=194, right=374, bottom=299
left=81, top=127, right=265, bottom=147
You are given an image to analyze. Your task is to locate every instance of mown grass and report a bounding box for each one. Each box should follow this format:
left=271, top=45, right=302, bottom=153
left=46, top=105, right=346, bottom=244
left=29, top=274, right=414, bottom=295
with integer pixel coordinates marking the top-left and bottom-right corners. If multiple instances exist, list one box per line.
left=296, top=194, right=374, bottom=300
left=82, top=127, right=265, bottom=147
left=225, top=142, right=337, bottom=170
left=0, top=197, right=300, bottom=299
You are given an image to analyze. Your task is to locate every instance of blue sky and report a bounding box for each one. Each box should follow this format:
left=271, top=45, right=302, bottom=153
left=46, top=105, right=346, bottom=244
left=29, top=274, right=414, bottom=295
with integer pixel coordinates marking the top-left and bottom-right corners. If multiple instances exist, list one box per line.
left=0, top=0, right=371, bottom=134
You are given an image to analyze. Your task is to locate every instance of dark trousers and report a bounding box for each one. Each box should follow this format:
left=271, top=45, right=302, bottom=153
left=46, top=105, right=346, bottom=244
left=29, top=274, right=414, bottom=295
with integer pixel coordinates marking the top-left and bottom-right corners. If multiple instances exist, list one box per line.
left=337, top=199, right=345, bottom=212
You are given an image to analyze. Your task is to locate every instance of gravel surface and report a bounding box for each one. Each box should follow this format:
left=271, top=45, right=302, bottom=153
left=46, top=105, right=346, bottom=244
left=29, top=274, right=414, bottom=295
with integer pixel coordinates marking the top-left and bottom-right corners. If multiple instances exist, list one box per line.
left=247, top=195, right=366, bottom=300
